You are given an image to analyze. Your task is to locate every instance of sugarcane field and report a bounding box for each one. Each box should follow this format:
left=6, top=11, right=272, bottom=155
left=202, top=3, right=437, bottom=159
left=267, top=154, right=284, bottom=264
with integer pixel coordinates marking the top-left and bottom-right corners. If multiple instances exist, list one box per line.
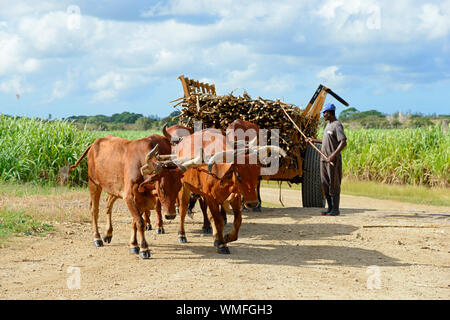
left=0, top=1, right=449, bottom=304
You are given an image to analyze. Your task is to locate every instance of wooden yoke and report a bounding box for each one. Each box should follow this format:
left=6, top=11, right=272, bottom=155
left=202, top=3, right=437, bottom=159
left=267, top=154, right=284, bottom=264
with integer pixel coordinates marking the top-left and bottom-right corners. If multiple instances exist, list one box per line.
left=178, top=75, right=217, bottom=98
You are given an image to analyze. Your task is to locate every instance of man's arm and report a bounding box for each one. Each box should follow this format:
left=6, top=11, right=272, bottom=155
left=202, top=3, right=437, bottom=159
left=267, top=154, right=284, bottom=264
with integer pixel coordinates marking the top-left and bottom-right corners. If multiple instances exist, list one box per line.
left=327, top=139, right=347, bottom=163
left=306, top=137, right=322, bottom=144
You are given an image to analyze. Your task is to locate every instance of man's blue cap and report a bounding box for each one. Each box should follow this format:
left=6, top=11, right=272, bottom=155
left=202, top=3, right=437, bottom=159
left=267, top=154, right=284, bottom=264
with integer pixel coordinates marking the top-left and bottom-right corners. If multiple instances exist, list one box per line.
left=323, top=103, right=336, bottom=113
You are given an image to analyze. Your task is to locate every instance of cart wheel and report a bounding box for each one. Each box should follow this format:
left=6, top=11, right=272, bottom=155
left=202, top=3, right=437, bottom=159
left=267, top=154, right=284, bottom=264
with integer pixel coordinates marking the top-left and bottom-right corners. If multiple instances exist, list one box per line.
left=302, top=144, right=325, bottom=208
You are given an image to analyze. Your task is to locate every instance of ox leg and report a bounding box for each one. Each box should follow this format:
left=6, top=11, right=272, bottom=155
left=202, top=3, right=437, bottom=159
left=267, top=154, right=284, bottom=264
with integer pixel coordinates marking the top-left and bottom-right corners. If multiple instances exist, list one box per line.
left=155, top=200, right=165, bottom=234
left=143, top=211, right=152, bottom=231
left=103, top=194, right=117, bottom=244
left=200, top=197, right=212, bottom=234
left=89, top=181, right=103, bottom=247
left=124, top=195, right=150, bottom=259
left=252, top=180, right=262, bottom=212
left=177, top=185, right=191, bottom=243
left=208, top=200, right=229, bottom=254
left=225, top=194, right=242, bottom=244
left=129, top=220, right=139, bottom=255
left=187, top=193, right=199, bottom=219
left=220, top=205, right=228, bottom=225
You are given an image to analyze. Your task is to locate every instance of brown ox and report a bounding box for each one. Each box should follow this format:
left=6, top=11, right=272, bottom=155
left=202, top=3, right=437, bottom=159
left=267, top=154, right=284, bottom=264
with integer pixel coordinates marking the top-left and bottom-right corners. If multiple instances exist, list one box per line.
left=187, top=120, right=262, bottom=231
left=172, top=128, right=285, bottom=254
left=66, top=134, right=198, bottom=259
left=138, top=124, right=194, bottom=232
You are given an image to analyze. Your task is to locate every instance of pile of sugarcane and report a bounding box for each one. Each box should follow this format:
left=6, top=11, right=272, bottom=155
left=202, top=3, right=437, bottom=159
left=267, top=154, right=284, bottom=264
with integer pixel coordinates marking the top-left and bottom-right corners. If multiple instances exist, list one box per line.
left=173, top=92, right=320, bottom=167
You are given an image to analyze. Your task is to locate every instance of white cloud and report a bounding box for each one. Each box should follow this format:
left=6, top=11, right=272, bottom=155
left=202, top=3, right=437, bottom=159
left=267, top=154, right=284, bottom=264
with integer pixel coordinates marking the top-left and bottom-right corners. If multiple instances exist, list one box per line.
left=91, top=89, right=118, bottom=103
left=316, top=66, right=345, bottom=88
left=0, top=0, right=449, bottom=117
left=419, top=3, right=450, bottom=39
left=0, top=76, right=32, bottom=94
left=393, top=83, right=413, bottom=92
left=375, top=64, right=403, bottom=73
left=87, top=71, right=152, bottom=102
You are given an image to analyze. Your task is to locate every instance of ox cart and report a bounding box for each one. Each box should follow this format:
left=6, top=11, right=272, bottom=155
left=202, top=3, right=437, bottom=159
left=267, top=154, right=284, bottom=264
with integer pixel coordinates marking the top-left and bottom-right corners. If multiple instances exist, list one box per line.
left=172, top=75, right=349, bottom=207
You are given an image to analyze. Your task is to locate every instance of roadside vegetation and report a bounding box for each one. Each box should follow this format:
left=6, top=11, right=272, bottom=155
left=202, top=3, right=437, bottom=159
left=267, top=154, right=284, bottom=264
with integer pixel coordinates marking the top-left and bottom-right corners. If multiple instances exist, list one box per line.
left=0, top=207, right=54, bottom=243
left=261, top=179, right=450, bottom=207
left=0, top=113, right=448, bottom=206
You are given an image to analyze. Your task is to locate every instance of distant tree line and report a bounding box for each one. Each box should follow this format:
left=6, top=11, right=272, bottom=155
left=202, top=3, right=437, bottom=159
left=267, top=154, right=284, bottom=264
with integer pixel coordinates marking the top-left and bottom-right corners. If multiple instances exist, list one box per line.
left=64, top=111, right=181, bottom=131
left=333, top=107, right=449, bottom=129
left=2, top=108, right=448, bottom=131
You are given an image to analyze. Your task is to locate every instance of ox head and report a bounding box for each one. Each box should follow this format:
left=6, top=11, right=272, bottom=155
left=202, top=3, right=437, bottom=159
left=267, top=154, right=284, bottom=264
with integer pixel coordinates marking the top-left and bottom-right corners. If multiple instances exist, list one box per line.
left=162, top=123, right=191, bottom=145
left=139, top=144, right=204, bottom=219
left=207, top=144, right=286, bottom=209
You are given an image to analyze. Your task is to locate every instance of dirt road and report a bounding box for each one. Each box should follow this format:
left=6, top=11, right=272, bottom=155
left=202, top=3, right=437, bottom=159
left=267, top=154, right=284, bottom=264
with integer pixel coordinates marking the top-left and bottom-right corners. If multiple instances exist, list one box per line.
left=0, top=187, right=449, bottom=299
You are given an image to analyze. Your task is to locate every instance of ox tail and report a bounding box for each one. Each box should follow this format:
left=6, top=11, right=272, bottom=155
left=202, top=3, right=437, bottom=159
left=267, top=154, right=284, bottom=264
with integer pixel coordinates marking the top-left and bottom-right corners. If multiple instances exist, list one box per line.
left=57, top=144, right=92, bottom=186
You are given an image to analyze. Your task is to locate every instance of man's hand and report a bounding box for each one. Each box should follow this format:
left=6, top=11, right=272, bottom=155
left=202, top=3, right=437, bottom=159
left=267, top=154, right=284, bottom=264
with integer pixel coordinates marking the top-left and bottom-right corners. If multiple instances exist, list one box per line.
left=306, top=137, right=321, bottom=144
left=326, top=154, right=336, bottom=163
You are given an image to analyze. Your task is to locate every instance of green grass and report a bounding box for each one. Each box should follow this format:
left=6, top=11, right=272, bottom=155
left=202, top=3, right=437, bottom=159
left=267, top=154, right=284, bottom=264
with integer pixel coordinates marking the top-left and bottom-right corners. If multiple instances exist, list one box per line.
left=340, top=178, right=450, bottom=207
left=93, top=130, right=162, bottom=140
left=261, top=179, right=450, bottom=207
left=0, top=180, right=85, bottom=197
left=0, top=208, right=54, bottom=242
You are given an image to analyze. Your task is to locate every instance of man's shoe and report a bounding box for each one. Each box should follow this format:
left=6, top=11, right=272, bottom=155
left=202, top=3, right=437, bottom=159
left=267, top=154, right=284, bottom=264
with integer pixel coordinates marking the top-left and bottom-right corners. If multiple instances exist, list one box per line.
left=327, top=196, right=340, bottom=216
left=321, top=196, right=333, bottom=215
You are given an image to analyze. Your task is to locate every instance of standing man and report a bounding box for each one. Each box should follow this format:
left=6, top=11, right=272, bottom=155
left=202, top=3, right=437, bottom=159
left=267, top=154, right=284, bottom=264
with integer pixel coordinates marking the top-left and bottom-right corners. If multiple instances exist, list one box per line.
left=306, top=103, right=347, bottom=216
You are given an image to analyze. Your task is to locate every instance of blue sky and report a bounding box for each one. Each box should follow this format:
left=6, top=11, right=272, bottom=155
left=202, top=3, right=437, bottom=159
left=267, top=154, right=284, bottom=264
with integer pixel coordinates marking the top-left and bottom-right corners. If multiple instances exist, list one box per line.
left=0, top=0, right=449, bottom=119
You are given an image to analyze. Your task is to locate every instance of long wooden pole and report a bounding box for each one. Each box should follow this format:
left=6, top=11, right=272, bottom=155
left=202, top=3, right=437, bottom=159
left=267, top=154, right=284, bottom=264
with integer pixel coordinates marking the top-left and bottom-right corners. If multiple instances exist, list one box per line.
left=280, top=106, right=334, bottom=166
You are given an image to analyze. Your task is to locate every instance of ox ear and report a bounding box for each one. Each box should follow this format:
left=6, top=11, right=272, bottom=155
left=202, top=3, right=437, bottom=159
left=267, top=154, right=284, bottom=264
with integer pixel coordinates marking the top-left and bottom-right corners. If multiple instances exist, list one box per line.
left=138, top=174, right=159, bottom=193
left=209, top=162, right=234, bottom=180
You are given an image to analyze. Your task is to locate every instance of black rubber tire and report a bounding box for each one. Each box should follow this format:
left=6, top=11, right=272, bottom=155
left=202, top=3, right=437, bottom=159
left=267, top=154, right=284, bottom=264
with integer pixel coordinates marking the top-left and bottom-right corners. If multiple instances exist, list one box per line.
left=301, top=144, right=325, bottom=207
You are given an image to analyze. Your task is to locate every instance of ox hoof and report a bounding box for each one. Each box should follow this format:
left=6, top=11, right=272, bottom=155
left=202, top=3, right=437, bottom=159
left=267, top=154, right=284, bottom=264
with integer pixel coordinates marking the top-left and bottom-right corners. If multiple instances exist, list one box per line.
left=214, top=240, right=220, bottom=247
left=217, top=246, right=231, bottom=254
left=129, top=247, right=140, bottom=255
left=202, top=226, right=213, bottom=234
left=252, top=206, right=262, bottom=213
left=139, top=250, right=151, bottom=259
left=93, top=239, right=104, bottom=247
left=165, top=214, right=177, bottom=220
left=102, top=235, right=112, bottom=244
left=155, top=228, right=165, bottom=234
left=146, top=225, right=152, bottom=231
left=178, top=236, right=187, bottom=243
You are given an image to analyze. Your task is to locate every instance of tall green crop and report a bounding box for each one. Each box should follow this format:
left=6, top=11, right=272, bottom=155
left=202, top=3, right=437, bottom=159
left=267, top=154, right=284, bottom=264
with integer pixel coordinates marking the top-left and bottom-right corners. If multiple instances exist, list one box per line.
left=0, top=115, right=95, bottom=185
left=341, top=125, right=449, bottom=187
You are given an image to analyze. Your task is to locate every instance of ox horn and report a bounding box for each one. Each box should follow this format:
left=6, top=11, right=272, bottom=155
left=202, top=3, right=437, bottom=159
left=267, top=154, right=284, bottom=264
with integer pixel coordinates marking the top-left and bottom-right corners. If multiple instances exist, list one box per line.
left=207, top=149, right=238, bottom=173
left=162, top=123, right=171, bottom=140
left=177, top=150, right=205, bottom=172
left=140, top=144, right=160, bottom=176
left=156, top=154, right=177, bottom=161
